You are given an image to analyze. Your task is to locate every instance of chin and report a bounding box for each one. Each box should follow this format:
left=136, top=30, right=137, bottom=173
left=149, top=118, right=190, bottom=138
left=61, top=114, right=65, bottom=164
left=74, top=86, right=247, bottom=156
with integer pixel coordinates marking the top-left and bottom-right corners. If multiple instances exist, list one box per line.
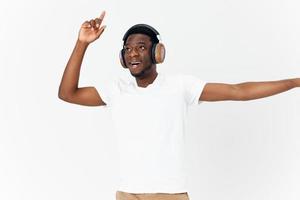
left=130, top=67, right=149, bottom=77
left=130, top=71, right=144, bottom=78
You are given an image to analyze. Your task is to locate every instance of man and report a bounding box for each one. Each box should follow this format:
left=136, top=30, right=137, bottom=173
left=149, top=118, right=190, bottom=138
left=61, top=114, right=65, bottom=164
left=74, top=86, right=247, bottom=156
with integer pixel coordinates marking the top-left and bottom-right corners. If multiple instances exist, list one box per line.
left=58, top=11, right=299, bottom=200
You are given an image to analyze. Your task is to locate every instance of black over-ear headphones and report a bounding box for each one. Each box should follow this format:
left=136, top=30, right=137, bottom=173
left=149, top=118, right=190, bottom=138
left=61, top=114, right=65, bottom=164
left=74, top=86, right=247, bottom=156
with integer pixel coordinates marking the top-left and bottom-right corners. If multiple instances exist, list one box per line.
left=119, top=24, right=166, bottom=68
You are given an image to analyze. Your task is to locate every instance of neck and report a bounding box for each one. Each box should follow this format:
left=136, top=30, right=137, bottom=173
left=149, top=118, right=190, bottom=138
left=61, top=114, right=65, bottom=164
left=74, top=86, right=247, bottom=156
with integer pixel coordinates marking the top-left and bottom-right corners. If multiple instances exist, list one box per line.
left=135, top=65, right=158, bottom=88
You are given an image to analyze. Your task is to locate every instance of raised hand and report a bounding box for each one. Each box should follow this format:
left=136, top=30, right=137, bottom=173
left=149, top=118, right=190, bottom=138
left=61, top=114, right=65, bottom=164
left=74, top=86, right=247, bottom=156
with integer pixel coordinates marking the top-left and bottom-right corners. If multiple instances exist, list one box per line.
left=78, top=11, right=106, bottom=44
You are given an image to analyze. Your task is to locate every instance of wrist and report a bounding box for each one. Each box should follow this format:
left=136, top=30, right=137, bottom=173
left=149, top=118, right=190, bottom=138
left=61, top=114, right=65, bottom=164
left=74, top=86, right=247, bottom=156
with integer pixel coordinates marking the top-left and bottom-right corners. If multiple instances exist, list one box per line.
left=295, top=78, right=300, bottom=87
left=76, top=39, right=90, bottom=48
left=291, top=78, right=300, bottom=88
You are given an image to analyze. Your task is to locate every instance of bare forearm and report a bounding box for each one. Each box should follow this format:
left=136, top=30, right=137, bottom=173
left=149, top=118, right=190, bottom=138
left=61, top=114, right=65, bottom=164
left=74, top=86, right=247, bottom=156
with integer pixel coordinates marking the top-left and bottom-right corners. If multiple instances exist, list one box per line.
left=58, top=40, right=89, bottom=98
left=237, top=78, right=300, bottom=100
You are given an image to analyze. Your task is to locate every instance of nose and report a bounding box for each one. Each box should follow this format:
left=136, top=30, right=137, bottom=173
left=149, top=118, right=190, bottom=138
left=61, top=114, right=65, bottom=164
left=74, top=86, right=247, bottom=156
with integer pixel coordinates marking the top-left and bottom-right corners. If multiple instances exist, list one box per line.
left=128, top=47, right=139, bottom=57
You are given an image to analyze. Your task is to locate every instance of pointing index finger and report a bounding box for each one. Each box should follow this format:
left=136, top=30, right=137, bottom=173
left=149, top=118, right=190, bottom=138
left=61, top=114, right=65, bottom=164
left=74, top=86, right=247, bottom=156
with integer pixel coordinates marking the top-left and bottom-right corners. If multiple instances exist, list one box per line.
left=99, top=11, right=106, bottom=21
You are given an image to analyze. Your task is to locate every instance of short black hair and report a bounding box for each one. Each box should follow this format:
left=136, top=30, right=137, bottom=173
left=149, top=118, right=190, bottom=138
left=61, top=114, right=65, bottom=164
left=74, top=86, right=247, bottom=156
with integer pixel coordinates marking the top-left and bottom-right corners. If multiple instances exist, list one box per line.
left=123, top=24, right=160, bottom=45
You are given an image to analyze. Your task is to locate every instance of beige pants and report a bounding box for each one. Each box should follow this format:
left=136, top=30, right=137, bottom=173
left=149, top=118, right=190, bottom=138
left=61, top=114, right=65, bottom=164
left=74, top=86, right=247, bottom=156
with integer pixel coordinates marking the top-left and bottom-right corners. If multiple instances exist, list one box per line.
left=116, top=191, right=190, bottom=200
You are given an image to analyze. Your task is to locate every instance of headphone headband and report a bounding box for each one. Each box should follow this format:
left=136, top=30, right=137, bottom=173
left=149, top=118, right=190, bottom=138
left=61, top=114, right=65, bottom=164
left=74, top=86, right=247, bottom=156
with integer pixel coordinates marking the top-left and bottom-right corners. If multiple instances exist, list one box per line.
left=122, top=24, right=161, bottom=44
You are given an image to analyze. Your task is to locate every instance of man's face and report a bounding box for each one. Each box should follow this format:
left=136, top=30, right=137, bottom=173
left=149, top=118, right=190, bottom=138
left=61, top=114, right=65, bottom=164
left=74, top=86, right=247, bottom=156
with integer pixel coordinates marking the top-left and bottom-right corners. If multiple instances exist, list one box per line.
left=123, top=34, right=153, bottom=77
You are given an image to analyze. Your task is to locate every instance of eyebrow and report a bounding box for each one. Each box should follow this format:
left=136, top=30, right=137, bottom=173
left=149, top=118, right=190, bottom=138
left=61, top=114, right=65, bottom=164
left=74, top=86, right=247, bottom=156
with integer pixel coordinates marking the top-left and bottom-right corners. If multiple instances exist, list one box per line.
left=124, top=41, right=146, bottom=46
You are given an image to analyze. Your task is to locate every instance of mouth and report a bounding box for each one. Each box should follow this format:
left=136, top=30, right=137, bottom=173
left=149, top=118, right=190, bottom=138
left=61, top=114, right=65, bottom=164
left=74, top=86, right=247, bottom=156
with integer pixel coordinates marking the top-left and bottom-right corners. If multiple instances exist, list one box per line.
left=129, top=61, right=141, bottom=69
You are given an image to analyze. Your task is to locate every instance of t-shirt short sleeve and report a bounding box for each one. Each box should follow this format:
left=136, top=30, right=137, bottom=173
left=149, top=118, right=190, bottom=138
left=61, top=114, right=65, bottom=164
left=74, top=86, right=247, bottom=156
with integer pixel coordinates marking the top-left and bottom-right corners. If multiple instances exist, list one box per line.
left=181, top=74, right=207, bottom=106
left=95, top=78, right=119, bottom=107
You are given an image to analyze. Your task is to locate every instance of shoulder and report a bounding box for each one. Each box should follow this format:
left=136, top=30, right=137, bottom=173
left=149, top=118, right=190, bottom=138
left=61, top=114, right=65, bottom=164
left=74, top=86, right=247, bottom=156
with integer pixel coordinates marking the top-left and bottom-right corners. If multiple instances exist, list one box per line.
left=164, top=73, right=205, bottom=83
left=161, top=72, right=185, bottom=82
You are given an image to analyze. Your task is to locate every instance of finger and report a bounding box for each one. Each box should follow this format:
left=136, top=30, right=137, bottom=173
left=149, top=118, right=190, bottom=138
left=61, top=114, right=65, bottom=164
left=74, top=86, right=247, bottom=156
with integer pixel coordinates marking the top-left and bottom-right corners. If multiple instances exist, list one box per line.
left=89, top=19, right=96, bottom=29
left=96, top=25, right=106, bottom=37
left=99, top=10, right=106, bottom=20
left=95, top=11, right=106, bottom=27
left=95, top=18, right=101, bottom=28
left=82, top=21, right=91, bottom=28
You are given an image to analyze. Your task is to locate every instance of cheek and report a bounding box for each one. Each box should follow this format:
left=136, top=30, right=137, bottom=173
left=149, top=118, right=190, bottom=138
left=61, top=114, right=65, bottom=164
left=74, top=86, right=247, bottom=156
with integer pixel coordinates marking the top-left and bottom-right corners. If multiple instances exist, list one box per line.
left=124, top=55, right=131, bottom=64
left=142, top=51, right=152, bottom=63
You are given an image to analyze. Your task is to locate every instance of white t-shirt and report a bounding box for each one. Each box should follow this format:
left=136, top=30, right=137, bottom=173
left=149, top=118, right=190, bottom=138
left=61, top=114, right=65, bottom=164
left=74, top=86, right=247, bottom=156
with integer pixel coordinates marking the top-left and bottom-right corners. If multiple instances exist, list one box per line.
left=97, top=73, right=207, bottom=194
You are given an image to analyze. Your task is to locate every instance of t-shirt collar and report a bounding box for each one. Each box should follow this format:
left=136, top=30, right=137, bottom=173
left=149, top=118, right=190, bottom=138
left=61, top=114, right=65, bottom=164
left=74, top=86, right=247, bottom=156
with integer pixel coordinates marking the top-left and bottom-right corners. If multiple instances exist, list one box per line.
left=131, top=73, right=162, bottom=90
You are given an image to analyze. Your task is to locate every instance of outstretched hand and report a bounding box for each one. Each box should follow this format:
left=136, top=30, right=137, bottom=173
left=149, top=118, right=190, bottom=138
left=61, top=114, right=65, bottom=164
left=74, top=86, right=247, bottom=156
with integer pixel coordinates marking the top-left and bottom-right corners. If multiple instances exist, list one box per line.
left=78, top=11, right=106, bottom=44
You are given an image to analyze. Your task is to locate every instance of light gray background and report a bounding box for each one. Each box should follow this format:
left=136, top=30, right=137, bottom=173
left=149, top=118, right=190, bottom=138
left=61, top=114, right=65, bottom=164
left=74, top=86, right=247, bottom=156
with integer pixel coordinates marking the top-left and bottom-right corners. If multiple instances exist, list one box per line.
left=0, top=0, right=299, bottom=200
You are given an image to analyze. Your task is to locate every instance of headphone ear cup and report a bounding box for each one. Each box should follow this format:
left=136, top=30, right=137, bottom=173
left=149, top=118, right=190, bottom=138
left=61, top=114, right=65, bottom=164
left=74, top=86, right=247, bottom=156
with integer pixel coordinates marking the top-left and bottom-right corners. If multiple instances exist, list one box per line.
left=151, top=43, right=157, bottom=64
left=119, top=49, right=127, bottom=68
left=153, top=43, right=165, bottom=64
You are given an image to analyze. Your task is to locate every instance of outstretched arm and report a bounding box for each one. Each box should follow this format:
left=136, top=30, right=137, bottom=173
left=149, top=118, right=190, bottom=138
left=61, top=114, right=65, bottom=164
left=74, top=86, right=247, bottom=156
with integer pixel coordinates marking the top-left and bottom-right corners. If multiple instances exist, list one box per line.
left=58, top=11, right=107, bottom=106
left=200, top=78, right=300, bottom=101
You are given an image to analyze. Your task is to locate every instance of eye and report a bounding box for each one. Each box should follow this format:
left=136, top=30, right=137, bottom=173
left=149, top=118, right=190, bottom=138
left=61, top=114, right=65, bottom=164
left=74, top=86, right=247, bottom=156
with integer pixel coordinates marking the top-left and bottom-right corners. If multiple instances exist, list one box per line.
left=124, top=47, right=131, bottom=53
left=139, top=46, right=145, bottom=50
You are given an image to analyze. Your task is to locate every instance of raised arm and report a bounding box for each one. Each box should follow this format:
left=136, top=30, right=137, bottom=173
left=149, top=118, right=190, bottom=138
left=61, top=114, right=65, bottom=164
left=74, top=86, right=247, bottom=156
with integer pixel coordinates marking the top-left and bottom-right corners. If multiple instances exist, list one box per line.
left=58, top=11, right=107, bottom=106
left=200, top=78, right=300, bottom=101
